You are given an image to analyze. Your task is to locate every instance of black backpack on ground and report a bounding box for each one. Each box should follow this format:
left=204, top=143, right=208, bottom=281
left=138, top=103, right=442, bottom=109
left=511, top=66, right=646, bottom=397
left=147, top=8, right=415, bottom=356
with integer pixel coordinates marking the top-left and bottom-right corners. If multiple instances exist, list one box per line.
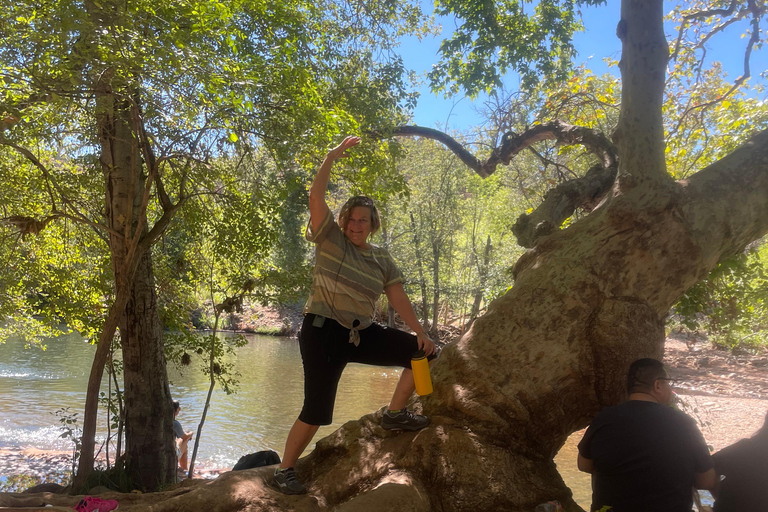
left=232, top=450, right=281, bottom=471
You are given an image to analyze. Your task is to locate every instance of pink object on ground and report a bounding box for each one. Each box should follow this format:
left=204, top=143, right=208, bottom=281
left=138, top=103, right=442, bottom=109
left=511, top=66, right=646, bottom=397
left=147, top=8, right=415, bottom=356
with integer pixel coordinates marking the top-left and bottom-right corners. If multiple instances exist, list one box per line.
left=73, top=496, right=119, bottom=512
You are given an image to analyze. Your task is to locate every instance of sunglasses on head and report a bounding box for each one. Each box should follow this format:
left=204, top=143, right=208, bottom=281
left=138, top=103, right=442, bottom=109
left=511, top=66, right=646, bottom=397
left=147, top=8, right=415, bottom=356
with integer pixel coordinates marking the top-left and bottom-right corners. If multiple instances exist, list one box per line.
left=349, top=196, right=374, bottom=207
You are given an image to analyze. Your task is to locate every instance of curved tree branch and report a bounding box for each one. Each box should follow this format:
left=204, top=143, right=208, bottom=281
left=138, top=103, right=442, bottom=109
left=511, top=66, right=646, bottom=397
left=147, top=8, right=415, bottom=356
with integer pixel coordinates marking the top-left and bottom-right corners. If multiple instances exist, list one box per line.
left=393, top=122, right=619, bottom=248
left=0, top=136, right=59, bottom=209
left=0, top=137, right=121, bottom=238
left=393, top=120, right=618, bottom=178
left=493, top=120, right=618, bottom=170
left=390, top=125, right=487, bottom=176
left=671, top=0, right=740, bottom=60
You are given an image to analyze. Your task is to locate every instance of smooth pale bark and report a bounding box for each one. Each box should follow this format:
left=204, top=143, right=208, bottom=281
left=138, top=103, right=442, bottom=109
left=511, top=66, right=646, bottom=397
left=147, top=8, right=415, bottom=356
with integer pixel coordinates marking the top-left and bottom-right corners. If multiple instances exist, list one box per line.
left=613, top=0, right=669, bottom=185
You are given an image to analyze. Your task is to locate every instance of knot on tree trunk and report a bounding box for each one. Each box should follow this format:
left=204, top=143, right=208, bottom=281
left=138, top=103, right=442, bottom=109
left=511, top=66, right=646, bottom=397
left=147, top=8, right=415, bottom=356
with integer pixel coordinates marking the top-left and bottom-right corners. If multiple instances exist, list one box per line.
left=512, top=164, right=618, bottom=248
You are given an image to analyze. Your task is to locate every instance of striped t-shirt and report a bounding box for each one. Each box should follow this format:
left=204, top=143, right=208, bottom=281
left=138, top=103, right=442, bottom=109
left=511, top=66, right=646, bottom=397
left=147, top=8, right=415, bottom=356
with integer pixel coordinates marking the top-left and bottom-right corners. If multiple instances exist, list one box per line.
left=303, top=209, right=403, bottom=332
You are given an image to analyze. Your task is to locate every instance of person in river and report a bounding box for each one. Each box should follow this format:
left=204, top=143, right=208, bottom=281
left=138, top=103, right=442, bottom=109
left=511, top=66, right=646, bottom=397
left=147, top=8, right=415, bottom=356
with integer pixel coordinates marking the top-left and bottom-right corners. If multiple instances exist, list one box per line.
left=172, top=400, right=193, bottom=474
left=577, top=358, right=716, bottom=512
left=711, top=409, right=768, bottom=511
left=273, top=135, right=438, bottom=495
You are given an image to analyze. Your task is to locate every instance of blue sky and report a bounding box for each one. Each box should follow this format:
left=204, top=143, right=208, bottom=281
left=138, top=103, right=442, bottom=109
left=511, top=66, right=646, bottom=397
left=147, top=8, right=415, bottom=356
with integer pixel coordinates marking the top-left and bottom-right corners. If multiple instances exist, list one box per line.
left=399, top=1, right=767, bottom=131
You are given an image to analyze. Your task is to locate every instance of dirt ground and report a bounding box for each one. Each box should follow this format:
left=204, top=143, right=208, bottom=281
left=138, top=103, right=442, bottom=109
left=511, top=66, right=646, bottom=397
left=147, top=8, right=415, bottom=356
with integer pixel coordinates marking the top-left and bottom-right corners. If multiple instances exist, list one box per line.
left=664, top=336, right=768, bottom=449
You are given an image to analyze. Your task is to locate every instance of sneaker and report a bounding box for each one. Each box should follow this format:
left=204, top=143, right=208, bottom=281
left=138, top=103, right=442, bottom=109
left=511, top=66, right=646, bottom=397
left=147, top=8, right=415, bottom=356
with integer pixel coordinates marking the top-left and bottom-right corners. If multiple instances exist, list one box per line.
left=273, top=467, right=306, bottom=495
left=73, top=496, right=119, bottom=512
left=381, top=409, right=429, bottom=431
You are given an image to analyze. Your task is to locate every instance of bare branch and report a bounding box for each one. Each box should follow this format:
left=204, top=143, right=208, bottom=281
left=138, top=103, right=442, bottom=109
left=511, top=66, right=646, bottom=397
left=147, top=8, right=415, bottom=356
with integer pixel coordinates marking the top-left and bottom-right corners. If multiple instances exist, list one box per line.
left=671, top=0, right=739, bottom=60
left=526, top=146, right=579, bottom=180
left=669, top=15, right=762, bottom=137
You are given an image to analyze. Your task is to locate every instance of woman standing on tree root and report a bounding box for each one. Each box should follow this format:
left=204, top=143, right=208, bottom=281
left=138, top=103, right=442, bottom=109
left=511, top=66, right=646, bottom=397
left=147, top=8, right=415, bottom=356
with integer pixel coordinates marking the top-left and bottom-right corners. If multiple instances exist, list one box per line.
left=273, top=135, right=437, bottom=495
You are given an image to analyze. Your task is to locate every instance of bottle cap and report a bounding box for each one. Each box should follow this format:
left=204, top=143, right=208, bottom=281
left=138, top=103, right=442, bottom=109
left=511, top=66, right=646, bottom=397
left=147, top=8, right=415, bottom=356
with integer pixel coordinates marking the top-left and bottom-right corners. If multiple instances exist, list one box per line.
left=412, top=350, right=426, bottom=360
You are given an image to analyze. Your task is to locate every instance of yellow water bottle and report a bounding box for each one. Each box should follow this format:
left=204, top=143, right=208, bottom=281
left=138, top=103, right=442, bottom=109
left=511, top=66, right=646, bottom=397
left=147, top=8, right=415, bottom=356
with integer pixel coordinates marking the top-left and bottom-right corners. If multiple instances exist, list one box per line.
left=411, top=350, right=433, bottom=396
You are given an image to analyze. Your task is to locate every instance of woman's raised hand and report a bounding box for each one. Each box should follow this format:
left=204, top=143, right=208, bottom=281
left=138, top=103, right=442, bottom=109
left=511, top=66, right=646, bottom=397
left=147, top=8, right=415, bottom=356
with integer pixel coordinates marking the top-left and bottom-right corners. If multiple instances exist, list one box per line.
left=326, top=136, right=361, bottom=161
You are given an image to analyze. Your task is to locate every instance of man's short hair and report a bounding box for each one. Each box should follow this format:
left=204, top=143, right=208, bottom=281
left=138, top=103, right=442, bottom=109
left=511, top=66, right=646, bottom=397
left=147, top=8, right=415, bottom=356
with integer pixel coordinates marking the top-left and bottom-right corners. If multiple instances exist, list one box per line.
left=627, top=358, right=668, bottom=394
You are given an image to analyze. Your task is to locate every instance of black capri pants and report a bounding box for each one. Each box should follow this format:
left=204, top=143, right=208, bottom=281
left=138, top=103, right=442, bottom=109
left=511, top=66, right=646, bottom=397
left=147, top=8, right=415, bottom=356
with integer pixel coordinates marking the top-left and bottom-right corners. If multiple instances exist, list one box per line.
left=298, top=313, right=436, bottom=426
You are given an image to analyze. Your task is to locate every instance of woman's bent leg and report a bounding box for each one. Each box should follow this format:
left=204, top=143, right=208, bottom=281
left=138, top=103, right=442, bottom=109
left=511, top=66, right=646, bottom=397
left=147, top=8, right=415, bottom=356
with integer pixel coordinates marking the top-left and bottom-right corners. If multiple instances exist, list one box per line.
left=274, top=419, right=319, bottom=494
left=280, top=419, right=320, bottom=469
left=389, top=368, right=416, bottom=411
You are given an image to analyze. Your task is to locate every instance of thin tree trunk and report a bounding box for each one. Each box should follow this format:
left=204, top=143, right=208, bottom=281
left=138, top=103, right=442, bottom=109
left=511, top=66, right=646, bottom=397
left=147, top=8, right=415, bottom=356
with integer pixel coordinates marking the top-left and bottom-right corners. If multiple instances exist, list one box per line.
left=109, top=351, right=124, bottom=462
left=410, top=213, right=429, bottom=331
left=74, top=289, right=130, bottom=488
left=430, top=239, right=440, bottom=337
left=188, top=313, right=220, bottom=479
left=188, top=266, right=222, bottom=478
left=467, top=235, right=492, bottom=330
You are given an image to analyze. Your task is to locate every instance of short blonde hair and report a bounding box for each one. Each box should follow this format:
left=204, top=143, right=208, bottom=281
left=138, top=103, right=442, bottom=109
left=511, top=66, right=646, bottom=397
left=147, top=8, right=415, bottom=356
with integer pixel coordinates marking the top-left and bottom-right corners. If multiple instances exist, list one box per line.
left=338, top=196, right=380, bottom=235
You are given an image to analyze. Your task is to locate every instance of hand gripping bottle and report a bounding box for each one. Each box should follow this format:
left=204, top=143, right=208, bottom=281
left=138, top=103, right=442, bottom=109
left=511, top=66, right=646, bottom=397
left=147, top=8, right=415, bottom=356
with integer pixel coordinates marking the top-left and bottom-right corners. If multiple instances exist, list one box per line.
left=411, top=350, right=433, bottom=396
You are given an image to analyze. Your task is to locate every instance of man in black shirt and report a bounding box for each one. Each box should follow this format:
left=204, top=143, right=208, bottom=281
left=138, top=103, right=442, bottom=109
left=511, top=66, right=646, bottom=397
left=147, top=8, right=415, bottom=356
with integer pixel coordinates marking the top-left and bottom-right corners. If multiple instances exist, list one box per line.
left=577, top=358, right=716, bottom=512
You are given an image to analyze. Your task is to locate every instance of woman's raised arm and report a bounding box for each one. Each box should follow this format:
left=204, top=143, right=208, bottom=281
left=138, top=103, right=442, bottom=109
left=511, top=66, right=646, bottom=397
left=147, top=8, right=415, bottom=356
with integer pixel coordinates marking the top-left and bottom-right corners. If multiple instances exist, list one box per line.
left=309, top=136, right=360, bottom=233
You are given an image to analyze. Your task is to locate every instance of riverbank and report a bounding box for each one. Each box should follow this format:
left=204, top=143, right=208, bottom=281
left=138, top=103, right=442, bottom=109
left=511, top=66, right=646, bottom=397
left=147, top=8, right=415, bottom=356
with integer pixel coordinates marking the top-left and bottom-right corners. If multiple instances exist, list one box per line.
left=2, top=334, right=765, bottom=494
left=0, top=448, right=226, bottom=492
left=192, top=302, right=304, bottom=336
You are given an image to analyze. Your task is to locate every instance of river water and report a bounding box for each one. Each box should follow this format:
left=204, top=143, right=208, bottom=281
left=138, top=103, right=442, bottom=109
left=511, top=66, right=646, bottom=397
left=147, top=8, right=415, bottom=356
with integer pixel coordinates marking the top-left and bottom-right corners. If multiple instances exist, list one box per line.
left=0, top=332, right=592, bottom=506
